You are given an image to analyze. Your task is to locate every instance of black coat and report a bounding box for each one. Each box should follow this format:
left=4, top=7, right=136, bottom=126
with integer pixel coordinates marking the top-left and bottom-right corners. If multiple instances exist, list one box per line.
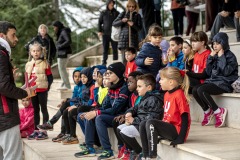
left=0, top=45, right=28, bottom=132
left=126, top=91, right=164, bottom=126
left=112, top=11, right=142, bottom=50
left=56, top=27, right=72, bottom=58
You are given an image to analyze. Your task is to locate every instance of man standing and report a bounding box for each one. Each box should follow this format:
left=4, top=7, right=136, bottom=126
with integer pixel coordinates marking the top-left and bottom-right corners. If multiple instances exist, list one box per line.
left=98, top=0, right=119, bottom=66
left=0, top=21, right=32, bottom=160
left=53, top=21, right=72, bottom=89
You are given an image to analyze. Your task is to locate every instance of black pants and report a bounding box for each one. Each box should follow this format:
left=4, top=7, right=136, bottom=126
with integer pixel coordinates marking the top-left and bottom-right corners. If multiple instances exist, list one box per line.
left=112, top=119, right=124, bottom=146
left=171, top=8, right=185, bottom=35
left=139, top=120, right=178, bottom=158
left=188, top=76, right=201, bottom=94
left=102, top=35, right=118, bottom=65
left=32, top=91, right=48, bottom=129
left=185, top=11, right=199, bottom=36
left=192, top=83, right=225, bottom=112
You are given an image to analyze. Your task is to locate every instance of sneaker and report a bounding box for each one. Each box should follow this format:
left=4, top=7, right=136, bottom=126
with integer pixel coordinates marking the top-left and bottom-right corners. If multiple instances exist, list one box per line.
left=215, top=107, right=227, bottom=128
left=129, top=150, right=138, bottom=160
left=52, top=133, right=65, bottom=142
left=57, top=134, right=70, bottom=143
left=201, top=109, right=214, bottom=126
left=37, top=122, right=53, bottom=131
left=79, top=142, right=86, bottom=150
left=135, top=153, right=144, bottom=160
left=121, top=149, right=130, bottom=160
left=97, top=150, right=114, bottom=160
left=117, top=145, right=125, bottom=159
left=74, top=147, right=96, bottom=158
left=36, top=131, right=48, bottom=140
left=62, top=136, right=79, bottom=145
left=27, top=130, right=39, bottom=140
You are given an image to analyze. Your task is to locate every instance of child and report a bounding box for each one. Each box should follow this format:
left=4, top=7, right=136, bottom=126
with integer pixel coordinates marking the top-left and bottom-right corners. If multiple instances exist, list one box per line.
left=117, top=74, right=164, bottom=159
left=37, top=66, right=83, bottom=142
left=135, top=25, right=164, bottom=77
left=74, top=62, right=130, bottom=159
left=140, top=67, right=191, bottom=159
left=113, top=71, right=143, bottom=159
left=186, top=31, right=211, bottom=92
left=192, top=32, right=238, bottom=128
left=182, top=39, right=195, bottom=71
left=125, top=47, right=138, bottom=78
left=19, top=98, right=34, bottom=138
left=26, top=42, right=53, bottom=140
left=166, top=36, right=185, bottom=70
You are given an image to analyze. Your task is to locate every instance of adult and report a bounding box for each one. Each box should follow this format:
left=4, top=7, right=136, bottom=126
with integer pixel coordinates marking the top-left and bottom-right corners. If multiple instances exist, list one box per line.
left=98, top=0, right=119, bottom=66
left=209, top=0, right=240, bottom=43
left=53, top=21, right=72, bottom=90
left=113, top=0, right=142, bottom=65
left=0, top=21, right=32, bottom=160
left=171, top=0, right=185, bottom=36
left=25, top=24, right=56, bottom=65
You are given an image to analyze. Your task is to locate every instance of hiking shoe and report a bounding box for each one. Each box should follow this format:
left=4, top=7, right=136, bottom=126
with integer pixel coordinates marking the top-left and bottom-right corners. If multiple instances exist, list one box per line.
left=27, top=130, right=39, bottom=140
left=97, top=150, right=114, bottom=160
left=121, top=149, right=130, bottom=160
left=52, top=133, right=65, bottom=142
left=215, top=107, right=227, bottom=128
left=62, top=136, right=79, bottom=145
left=36, top=131, right=48, bottom=140
left=57, top=134, right=70, bottom=143
left=37, top=122, right=53, bottom=131
left=74, top=147, right=96, bottom=158
left=201, top=109, right=214, bottom=126
left=117, top=145, right=125, bottom=159
left=129, top=150, right=138, bottom=160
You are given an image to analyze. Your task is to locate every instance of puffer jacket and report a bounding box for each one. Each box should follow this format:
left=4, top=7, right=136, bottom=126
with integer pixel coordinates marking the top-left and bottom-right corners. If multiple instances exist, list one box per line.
left=98, top=0, right=119, bottom=35
left=205, top=32, right=238, bottom=92
left=19, top=102, right=34, bottom=134
left=126, top=91, right=164, bottom=126
left=0, top=45, right=28, bottom=132
left=56, top=27, right=72, bottom=58
left=112, top=11, right=142, bottom=50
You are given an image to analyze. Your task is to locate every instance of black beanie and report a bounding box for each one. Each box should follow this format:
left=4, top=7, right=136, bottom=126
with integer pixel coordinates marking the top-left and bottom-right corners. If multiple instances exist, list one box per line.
left=107, top=62, right=125, bottom=79
left=52, top=21, right=64, bottom=28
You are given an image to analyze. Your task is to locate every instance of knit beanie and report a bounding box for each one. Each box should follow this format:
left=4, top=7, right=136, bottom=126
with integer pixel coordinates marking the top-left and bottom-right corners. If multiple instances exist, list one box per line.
left=107, top=62, right=125, bottom=79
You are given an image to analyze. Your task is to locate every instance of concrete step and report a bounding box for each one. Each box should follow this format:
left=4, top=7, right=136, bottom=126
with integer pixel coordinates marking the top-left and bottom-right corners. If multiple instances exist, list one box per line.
left=86, top=54, right=123, bottom=67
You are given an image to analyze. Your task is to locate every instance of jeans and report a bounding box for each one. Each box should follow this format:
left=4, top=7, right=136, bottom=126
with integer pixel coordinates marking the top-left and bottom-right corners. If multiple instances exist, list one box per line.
left=102, top=35, right=118, bottom=65
left=57, top=54, right=71, bottom=89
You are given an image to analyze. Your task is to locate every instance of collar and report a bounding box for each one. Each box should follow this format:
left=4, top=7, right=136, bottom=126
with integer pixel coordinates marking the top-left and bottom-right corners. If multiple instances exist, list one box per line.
left=168, top=86, right=181, bottom=94
left=0, top=38, right=11, bottom=56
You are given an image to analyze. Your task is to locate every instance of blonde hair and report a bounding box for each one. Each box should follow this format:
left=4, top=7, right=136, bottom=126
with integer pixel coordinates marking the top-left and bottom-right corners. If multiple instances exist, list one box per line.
left=160, top=67, right=190, bottom=102
left=28, top=42, right=47, bottom=61
left=183, top=40, right=195, bottom=65
left=38, top=24, right=48, bottom=34
left=126, top=0, right=139, bottom=12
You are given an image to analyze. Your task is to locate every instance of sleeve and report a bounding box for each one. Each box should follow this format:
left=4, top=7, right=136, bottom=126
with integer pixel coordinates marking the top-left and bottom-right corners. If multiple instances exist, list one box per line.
left=57, top=30, right=71, bottom=49
left=186, top=69, right=208, bottom=79
left=87, top=85, right=95, bottom=106
left=131, top=13, right=142, bottom=31
left=218, top=52, right=238, bottom=77
left=20, top=109, right=34, bottom=131
left=98, top=11, right=104, bottom=32
left=135, top=46, right=147, bottom=67
left=205, top=55, right=215, bottom=76
left=0, top=52, right=28, bottom=99
left=46, top=65, right=53, bottom=90
left=93, top=87, right=99, bottom=104
left=112, top=12, right=126, bottom=27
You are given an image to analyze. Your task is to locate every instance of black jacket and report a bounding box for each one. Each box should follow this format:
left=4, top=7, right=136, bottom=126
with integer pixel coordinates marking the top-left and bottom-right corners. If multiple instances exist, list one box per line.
left=56, top=27, right=72, bottom=58
left=205, top=32, right=238, bottom=92
left=126, top=91, right=164, bottom=126
left=25, top=34, right=56, bottom=64
left=112, top=11, right=142, bottom=50
left=0, top=45, right=28, bottom=132
left=98, top=1, right=119, bottom=36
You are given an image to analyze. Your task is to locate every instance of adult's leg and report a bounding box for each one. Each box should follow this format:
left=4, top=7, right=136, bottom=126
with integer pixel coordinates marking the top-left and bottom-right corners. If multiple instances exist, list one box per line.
left=171, top=9, right=179, bottom=36
left=205, top=0, right=219, bottom=32
left=38, top=91, right=49, bottom=124
left=0, top=125, right=23, bottom=160
left=146, top=120, right=178, bottom=158
left=185, top=11, right=192, bottom=36
left=110, top=38, right=118, bottom=61
left=234, top=17, right=240, bottom=42
left=102, top=35, right=110, bottom=65
left=31, top=93, right=40, bottom=129
left=178, top=8, right=185, bottom=35
left=57, top=56, right=71, bottom=89
left=191, top=12, right=199, bottom=34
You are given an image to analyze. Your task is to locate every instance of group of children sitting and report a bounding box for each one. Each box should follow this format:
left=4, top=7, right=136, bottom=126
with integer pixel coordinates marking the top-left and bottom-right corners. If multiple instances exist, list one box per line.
left=19, top=24, right=238, bottom=160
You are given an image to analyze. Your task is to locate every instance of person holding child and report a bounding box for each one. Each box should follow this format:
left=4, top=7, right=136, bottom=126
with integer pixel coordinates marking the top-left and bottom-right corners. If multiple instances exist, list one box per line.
left=117, top=74, right=164, bottom=159
left=140, top=67, right=191, bottom=159
left=26, top=42, right=53, bottom=140
left=136, top=24, right=164, bottom=77
left=192, top=32, right=238, bottom=128
left=125, top=47, right=138, bottom=78
left=19, top=98, right=34, bottom=138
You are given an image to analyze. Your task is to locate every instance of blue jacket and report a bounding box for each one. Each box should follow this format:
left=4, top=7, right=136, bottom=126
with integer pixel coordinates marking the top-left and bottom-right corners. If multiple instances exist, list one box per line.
left=136, top=43, right=163, bottom=77
left=167, top=51, right=185, bottom=70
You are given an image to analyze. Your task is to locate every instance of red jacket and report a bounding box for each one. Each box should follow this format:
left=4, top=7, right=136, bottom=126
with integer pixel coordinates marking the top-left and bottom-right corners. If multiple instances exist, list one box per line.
left=125, top=60, right=137, bottom=78
left=19, top=103, right=34, bottom=134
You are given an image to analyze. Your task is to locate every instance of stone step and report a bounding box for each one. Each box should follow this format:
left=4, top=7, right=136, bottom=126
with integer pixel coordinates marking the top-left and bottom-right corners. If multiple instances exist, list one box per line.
left=86, top=54, right=123, bottom=67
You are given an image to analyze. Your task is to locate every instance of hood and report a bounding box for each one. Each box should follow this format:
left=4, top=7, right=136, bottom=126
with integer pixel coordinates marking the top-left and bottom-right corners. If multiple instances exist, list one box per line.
left=0, top=38, right=11, bottom=56
left=63, top=27, right=71, bottom=34
left=92, top=65, right=107, bottom=71
left=106, top=0, right=115, bottom=10
left=212, top=32, right=230, bottom=51
left=80, top=67, right=93, bottom=87
left=73, top=66, right=83, bottom=85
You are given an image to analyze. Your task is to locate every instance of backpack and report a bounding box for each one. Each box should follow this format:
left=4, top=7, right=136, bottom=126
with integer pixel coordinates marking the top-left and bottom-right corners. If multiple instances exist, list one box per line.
left=231, top=77, right=240, bottom=93
left=111, top=26, right=121, bottom=42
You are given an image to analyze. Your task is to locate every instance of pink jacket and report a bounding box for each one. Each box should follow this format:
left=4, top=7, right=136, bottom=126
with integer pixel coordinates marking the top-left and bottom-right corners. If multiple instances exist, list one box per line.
left=19, top=103, right=34, bottom=134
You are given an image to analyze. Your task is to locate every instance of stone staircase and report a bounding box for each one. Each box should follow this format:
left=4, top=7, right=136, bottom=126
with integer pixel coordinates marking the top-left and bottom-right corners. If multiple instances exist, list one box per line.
left=22, top=28, right=240, bottom=160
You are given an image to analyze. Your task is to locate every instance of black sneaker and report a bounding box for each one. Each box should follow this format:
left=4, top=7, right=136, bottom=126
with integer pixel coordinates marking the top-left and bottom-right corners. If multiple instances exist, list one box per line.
left=97, top=150, right=114, bottom=160
left=52, top=133, right=65, bottom=142
left=36, top=131, right=48, bottom=140
left=37, top=122, right=53, bottom=131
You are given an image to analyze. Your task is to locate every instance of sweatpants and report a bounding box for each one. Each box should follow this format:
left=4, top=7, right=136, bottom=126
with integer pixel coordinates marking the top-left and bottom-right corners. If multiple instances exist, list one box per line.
left=192, top=83, right=225, bottom=111
left=112, top=119, right=124, bottom=146
left=0, top=125, right=22, bottom=160
left=139, top=120, right=178, bottom=158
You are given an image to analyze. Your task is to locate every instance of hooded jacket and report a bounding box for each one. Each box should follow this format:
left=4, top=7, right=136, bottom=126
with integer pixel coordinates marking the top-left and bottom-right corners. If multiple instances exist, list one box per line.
left=19, top=102, right=34, bottom=134
left=0, top=45, right=28, bottom=132
left=205, top=32, right=238, bottom=92
left=98, top=0, right=119, bottom=35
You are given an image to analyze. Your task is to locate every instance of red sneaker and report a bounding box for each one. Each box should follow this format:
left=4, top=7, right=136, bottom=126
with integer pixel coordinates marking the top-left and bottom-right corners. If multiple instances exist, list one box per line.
left=215, top=108, right=227, bottom=128
left=201, top=109, right=214, bottom=126
left=121, top=149, right=130, bottom=160
left=117, top=145, right=125, bottom=159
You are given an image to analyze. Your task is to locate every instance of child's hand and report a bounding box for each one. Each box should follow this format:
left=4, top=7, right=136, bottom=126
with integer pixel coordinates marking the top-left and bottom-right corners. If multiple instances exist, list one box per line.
left=119, top=115, right=125, bottom=123
left=144, top=57, right=154, bottom=65
left=122, top=18, right=128, bottom=22
left=127, top=21, right=134, bottom=26
left=25, top=86, right=37, bottom=98
left=79, top=113, right=86, bottom=120
left=57, top=103, right=62, bottom=108
left=210, top=50, right=218, bottom=56
left=217, top=49, right=224, bottom=57
left=84, top=111, right=97, bottom=120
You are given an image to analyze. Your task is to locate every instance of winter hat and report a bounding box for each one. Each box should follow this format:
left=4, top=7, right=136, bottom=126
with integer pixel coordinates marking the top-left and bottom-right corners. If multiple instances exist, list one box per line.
left=212, top=32, right=229, bottom=51
left=107, top=62, right=125, bottom=79
left=52, top=21, right=64, bottom=28
left=98, top=69, right=107, bottom=76
left=93, top=65, right=107, bottom=71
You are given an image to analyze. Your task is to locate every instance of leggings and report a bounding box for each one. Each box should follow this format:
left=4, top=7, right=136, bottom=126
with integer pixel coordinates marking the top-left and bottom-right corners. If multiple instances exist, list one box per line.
left=192, top=83, right=225, bottom=111
left=139, top=120, right=178, bottom=158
